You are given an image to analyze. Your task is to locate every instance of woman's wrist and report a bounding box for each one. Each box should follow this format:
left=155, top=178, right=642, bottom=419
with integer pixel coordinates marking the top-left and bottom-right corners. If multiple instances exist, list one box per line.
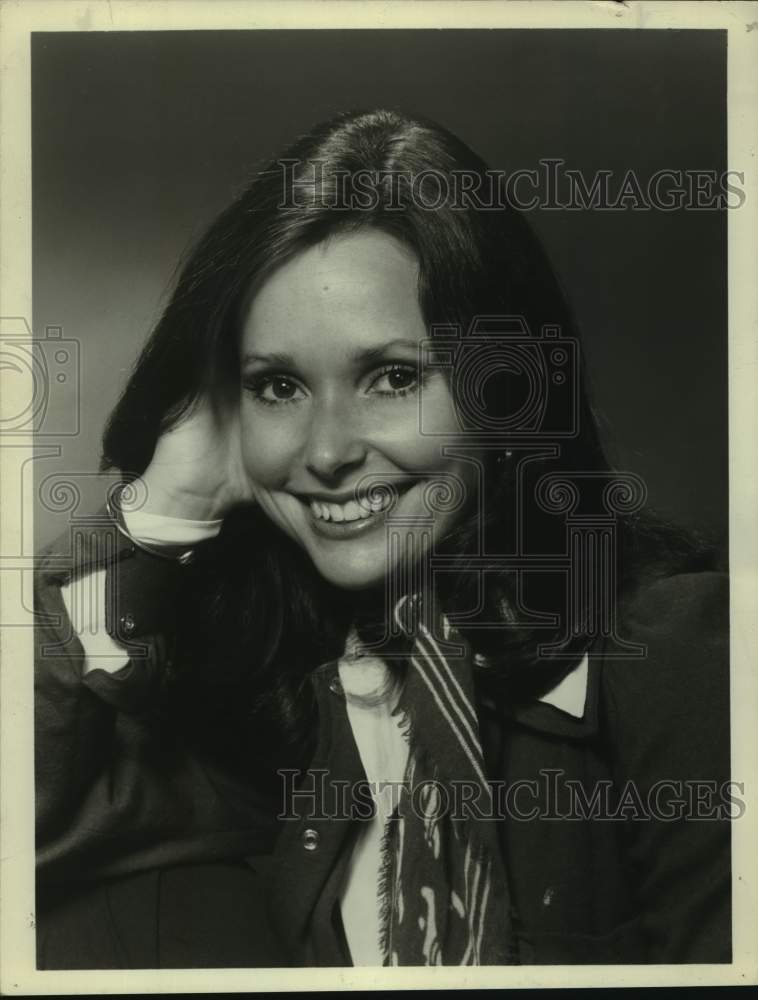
left=136, top=472, right=223, bottom=522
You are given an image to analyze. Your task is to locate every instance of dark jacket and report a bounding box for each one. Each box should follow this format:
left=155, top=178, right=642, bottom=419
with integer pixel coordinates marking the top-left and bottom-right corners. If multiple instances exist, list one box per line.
left=35, top=513, right=731, bottom=968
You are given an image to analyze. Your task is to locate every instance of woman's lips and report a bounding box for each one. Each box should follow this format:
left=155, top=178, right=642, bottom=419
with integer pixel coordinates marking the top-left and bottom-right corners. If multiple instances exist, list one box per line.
left=303, top=483, right=416, bottom=540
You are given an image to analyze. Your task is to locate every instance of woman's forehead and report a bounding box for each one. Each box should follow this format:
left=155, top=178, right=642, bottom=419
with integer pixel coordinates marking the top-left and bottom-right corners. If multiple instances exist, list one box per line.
left=240, top=230, right=426, bottom=358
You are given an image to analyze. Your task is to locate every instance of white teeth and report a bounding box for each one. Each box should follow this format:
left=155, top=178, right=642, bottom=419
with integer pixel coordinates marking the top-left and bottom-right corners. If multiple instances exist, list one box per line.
left=308, top=490, right=398, bottom=522
left=310, top=500, right=329, bottom=520
left=341, top=501, right=362, bottom=522
left=360, top=492, right=392, bottom=513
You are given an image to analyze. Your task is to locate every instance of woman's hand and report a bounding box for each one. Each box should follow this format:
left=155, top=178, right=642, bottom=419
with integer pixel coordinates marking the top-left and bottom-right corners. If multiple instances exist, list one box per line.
left=136, top=397, right=256, bottom=522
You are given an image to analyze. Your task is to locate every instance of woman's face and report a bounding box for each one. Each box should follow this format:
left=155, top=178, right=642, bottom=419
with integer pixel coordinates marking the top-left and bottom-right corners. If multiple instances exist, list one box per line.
left=239, top=229, right=477, bottom=591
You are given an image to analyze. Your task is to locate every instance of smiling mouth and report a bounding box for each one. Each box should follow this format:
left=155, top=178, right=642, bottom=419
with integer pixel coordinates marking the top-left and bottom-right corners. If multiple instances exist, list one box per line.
left=296, top=482, right=416, bottom=537
left=309, top=493, right=388, bottom=523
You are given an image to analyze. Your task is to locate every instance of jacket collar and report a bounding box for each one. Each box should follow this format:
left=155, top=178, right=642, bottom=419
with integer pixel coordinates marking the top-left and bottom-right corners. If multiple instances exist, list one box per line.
left=494, top=653, right=600, bottom=741
left=418, top=590, right=600, bottom=740
left=538, top=652, right=588, bottom=717
left=321, top=592, right=600, bottom=743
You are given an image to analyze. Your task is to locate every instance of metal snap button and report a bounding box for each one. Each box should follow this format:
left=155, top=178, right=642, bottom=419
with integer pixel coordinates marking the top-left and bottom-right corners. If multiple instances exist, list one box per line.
left=120, top=613, right=136, bottom=635
left=302, top=828, right=320, bottom=852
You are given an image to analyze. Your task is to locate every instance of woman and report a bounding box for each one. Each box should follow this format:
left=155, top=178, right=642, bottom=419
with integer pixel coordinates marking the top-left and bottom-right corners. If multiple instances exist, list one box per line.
left=35, top=109, right=730, bottom=968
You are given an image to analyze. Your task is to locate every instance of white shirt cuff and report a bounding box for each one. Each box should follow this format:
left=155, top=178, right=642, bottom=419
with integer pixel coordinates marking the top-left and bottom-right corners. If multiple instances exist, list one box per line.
left=122, top=509, right=223, bottom=546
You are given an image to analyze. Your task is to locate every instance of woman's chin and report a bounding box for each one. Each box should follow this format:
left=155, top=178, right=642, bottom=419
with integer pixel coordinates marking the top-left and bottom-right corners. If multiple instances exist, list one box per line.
left=302, top=537, right=400, bottom=592
left=310, top=555, right=392, bottom=592
left=301, top=519, right=441, bottom=593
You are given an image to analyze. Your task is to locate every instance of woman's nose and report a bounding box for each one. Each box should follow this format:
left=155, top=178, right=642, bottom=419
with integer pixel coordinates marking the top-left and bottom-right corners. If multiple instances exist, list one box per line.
left=303, top=401, right=368, bottom=483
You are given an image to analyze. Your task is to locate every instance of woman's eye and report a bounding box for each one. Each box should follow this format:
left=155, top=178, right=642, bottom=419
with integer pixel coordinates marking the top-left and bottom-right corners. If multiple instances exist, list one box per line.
left=370, top=365, right=420, bottom=396
left=244, top=375, right=305, bottom=405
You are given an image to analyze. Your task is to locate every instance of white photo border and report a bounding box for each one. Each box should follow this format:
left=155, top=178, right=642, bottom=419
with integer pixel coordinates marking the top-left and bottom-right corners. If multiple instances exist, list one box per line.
left=1, top=0, right=756, bottom=993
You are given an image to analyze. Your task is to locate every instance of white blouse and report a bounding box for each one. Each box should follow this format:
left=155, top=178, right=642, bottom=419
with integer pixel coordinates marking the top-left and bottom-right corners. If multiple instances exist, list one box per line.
left=336, top=647, right=408, bottom=965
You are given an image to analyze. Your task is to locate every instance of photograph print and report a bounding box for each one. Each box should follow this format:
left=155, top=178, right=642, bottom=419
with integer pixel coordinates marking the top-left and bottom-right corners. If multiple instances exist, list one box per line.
left=26, top=24, right=736, bottom=973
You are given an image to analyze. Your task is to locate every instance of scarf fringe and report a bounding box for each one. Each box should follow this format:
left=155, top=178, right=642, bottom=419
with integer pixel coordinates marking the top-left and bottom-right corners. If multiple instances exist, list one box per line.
left=391, top=648, right=426, bottom=755
left=376, top=810, right=399, bottom=966
left=377, top=672, right=422, bottom=965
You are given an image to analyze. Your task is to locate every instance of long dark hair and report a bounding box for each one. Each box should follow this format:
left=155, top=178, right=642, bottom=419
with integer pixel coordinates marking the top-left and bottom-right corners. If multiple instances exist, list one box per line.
left=102, top=110, right=719, bottom=766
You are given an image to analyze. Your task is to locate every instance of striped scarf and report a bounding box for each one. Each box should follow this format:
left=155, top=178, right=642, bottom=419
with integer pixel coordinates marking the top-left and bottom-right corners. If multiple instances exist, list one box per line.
left=376, top=592, right=518, bottom=966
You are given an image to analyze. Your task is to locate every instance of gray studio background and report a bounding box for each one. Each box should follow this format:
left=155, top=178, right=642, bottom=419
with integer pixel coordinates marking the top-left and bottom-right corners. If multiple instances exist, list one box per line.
left=32, top=30, right=727, bottom=551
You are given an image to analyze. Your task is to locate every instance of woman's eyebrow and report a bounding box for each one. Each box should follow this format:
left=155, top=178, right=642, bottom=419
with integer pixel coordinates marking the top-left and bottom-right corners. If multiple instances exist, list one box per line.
left=241, top=350, right=296, bottom=368
left=352, top=339, right=420, bottom=365
left=241, top=339, right=420, bottom=369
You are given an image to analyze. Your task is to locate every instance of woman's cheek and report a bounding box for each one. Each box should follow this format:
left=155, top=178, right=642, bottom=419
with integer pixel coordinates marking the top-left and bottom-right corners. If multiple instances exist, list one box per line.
left=240, top=417, right=300, bottom=487
left=381, top=390, right=461, bottom=469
